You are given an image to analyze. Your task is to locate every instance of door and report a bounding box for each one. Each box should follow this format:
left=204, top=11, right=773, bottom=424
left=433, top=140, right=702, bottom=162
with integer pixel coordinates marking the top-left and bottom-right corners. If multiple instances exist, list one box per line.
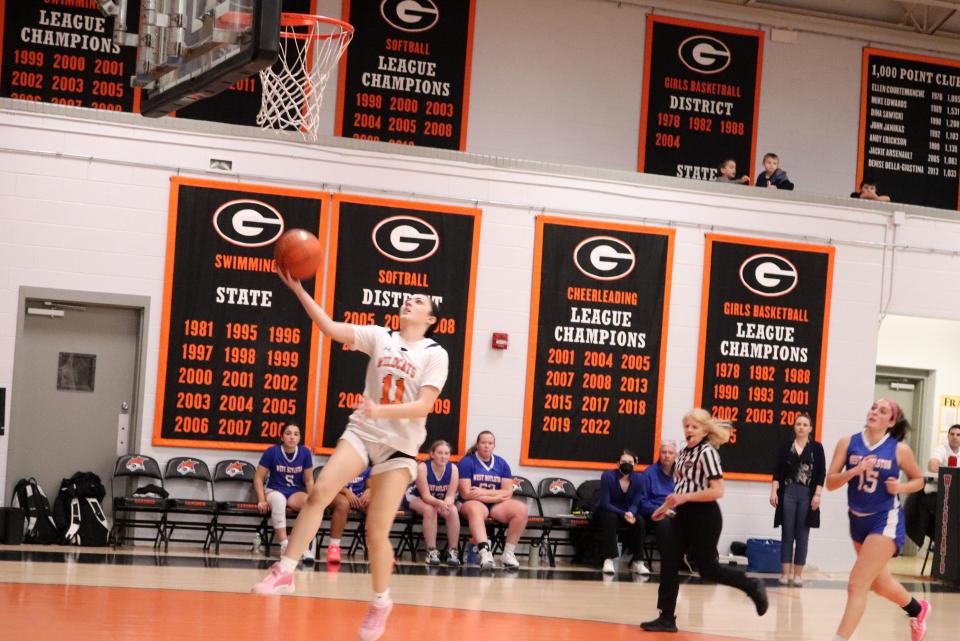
left=6, top=300, right=141, bottom=509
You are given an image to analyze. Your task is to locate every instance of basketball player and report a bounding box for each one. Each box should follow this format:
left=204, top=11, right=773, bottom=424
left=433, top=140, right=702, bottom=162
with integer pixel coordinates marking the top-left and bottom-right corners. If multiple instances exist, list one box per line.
left=405, top=440, right=461, bottom=565
left=253, top=271, right=449, bottom=641
left=825, top=399, right=930, bottom=641
left=253, top=423, right=314, bottom=559
left=641, top=409, right=768, bottom=633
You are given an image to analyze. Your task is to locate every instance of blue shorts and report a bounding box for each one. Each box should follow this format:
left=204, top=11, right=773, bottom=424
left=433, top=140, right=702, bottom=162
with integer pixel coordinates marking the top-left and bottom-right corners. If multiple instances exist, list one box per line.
left=849, top=507, right=905, bottom=550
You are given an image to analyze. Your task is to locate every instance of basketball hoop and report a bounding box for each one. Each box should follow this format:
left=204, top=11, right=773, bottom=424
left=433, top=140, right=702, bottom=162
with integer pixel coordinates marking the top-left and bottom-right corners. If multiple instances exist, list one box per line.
left=257, top=14, right=353, bottom=141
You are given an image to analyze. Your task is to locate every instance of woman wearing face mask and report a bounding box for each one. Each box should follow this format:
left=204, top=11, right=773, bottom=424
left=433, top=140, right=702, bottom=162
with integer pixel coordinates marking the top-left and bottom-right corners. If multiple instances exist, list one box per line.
left=594, top=450, right=648, bottom=575
left=254, top=424, right=314, bottom=560
left=641, top=409, right=768, bottom=633
left=770, top=412, right=826, bottom=587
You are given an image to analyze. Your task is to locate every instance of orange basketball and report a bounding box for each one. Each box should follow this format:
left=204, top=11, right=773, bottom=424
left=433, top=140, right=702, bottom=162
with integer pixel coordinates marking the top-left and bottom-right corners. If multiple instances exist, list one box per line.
left=274, top=229, right=323, bottom=280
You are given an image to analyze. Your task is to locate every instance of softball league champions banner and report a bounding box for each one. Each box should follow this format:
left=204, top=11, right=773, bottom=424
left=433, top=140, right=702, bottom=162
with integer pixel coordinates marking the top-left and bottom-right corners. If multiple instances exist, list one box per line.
left=638, top=16, right=763, bottom=181
left=858, top=48, right=960, bottom=209
left=316, top=195, right=480, bottom=456
left=153, top=178, right=327, bottom=450
left=335, top=0, right=476, bottom=149
left=522, top=217, right=675, bottom=470
left=695, top=235, right=834, bottom=480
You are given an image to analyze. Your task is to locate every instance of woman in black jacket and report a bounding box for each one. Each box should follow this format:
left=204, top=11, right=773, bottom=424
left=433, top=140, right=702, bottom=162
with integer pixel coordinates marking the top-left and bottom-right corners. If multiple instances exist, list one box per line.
left=769, top=412, right=825, bottom=587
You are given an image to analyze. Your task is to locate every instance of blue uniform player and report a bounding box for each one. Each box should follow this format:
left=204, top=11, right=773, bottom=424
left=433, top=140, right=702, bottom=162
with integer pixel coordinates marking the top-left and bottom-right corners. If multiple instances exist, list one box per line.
left=405, top=440, right=460, bottom=565
left=326, top=467, right=372, bottom=564
left=253, top=424, right=314, bottom=559
left=826, top=399, right=930, bottom=641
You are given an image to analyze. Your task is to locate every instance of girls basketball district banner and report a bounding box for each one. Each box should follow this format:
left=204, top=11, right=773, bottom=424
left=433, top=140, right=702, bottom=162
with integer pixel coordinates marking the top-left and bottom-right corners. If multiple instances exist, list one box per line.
left=695, top=234, right=834, bottom=480
left=638, top=16, right=763, bottom=182
left=335, top=0, right=476, bottom=149
left=522, top=217, right=675, bottom=470
left=316, top=195, right=480, bottom=456
left=153, top=178, right=327, bottom=451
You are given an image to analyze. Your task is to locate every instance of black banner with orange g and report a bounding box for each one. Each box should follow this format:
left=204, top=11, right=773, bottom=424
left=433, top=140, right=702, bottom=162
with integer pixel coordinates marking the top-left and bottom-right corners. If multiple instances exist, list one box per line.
left=153, top=178, right=326, bottom=451
left=695, top=234, right=834, bottom=480
left=316, top=195, right=480, bottom=456
left=521, top=217, right=675, bottom=470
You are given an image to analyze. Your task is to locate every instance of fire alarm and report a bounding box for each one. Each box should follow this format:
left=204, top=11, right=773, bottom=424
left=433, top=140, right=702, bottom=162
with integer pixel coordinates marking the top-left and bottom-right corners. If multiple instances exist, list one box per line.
left=491, top=333, right=509, bottom=350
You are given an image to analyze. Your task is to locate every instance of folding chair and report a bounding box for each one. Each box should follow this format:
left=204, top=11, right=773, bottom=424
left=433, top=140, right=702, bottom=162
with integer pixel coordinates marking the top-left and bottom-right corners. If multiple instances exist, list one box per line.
left=109, top=454, right=167, bottom=548
left=537, top=477, right=584, bottom=564
left=162, top=457, right=217, bottom=551
left=212, top=459, right=268, bottom=554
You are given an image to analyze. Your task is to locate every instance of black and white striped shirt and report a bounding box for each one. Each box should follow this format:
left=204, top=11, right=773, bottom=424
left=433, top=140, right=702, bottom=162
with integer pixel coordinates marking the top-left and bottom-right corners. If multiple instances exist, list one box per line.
left=674, top=439, right=724, bottom=495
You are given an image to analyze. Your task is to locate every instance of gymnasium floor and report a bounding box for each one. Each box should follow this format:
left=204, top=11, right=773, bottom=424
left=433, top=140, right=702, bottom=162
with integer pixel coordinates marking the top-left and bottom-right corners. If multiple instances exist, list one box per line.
left=0, top=546, right=954, bottom=641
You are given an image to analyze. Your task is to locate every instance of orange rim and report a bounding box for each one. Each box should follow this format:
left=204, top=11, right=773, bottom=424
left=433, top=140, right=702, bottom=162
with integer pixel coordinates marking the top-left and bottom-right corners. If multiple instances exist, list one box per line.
left=279, top=13, right=354, bottom=40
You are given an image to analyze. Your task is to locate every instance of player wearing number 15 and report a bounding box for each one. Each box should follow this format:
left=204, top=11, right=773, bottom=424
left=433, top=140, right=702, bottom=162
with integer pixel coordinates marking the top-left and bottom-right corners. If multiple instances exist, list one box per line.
left=253, top=269, right=449, bottom=641
left=825, top=399, right=930, bottom=641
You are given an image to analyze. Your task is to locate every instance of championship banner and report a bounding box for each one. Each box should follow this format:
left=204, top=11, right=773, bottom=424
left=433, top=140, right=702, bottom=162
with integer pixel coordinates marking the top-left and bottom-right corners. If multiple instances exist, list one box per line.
left=638, top=15, right=763, bottom=181
left=176, top=0, right=313, bottom=125
left=316, top=195, right=480, bottom=456
left=335, top=0, right=475, bottom=149
left=153, top=178, right=327, bottom=450
left=858, top=48, right=960, bottom=209
left=521, top=217, right=675, bottom=470
left=0, top=0, right=140, bottom=112
left=695, top=234, right=834, bottom=480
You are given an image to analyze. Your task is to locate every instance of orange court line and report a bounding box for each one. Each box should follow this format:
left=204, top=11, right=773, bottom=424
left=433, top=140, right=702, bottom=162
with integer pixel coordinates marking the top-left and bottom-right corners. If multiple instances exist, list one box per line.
left=0, top=582, right=752, bottom=641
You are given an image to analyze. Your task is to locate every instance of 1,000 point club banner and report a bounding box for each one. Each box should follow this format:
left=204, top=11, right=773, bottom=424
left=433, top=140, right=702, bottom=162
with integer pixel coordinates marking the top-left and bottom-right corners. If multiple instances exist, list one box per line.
left=316, top=195, right=480, bottom=456
left=522, top=217, right=675, bottom=470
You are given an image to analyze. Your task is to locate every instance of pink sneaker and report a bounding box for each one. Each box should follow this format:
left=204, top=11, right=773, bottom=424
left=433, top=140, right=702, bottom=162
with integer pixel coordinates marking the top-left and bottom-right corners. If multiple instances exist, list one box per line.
left=327, top=544, right=342, bottom=564
left=251, top=562, right=295, bottom=595
left=910, top=599, right=931, bottom=641
left=358, top=600, right=393, bottom=641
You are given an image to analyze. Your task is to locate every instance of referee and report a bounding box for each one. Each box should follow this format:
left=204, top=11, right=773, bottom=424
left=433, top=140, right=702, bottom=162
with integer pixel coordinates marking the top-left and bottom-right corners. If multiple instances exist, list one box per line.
left=641, top=408, right=769, bottom=633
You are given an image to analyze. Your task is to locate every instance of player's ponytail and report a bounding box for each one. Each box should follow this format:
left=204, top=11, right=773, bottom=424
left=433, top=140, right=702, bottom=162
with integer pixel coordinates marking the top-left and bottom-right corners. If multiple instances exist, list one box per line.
left=423, top=297, right=441, bottom=338
left=879, top=398, right=911, bottom=442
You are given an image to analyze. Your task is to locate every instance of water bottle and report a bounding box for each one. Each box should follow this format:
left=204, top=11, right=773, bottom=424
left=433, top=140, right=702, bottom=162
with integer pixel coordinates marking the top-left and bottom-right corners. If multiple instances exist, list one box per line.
left=539, top=541, right=549, bottom=566
left=466, top=539, right=478, bottom=565
left=252, top=533, right=262, bottom=554
left=530, top=541, right=542, bottom=567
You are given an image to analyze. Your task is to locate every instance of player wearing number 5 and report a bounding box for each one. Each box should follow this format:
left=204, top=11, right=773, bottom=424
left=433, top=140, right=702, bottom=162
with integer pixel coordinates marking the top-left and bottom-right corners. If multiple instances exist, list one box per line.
left=254, top=424, right=314, bottom=560
left=254, top=272, right=449, bottom=641
left=825, top=399, right=930, bottom=641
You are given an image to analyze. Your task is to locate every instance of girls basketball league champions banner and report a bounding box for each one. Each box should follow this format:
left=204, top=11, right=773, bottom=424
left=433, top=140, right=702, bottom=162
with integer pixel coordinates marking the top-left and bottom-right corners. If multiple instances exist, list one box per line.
left=695, top=234, right=834, bottom=480
left=316, top=195, right=480, bottom=457
left=153, top=178, right=327, bottom=451
left=522, top=217, right=675, bottom=470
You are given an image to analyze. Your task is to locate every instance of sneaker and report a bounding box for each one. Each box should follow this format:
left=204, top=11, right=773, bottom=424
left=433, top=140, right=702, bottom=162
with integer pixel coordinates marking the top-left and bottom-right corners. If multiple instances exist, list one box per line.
left=602, top=558, right=616, bottom=574
left=748, top=578, right=769, bottom=616
left=778, top=575, right=790, bottom=586
left=640, top=614, right=678, bottom=633
left=302, top=540, right=316, bottom=564
left=327, top=544, right=342, bottom=564
left=358, top=599, right=393, bottom=641
left=251, top=562, right=295, bottom=595
left=478, top=548, right=495, bottom=570
left=500, top=551, right=520, bottom=569
left=910, top=599, right=931, bottom=641
left=425, top=549, right=442, bottom=565
left=791, top=577, right=803, bottom=588
left=445, top=549, right=461, bottom=566
left=631, top=560, right=650, bottom=575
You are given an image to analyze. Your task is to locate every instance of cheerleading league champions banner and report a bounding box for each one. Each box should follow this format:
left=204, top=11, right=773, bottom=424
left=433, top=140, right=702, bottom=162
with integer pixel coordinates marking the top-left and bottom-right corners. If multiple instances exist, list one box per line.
left=638, top=16, right=763, bottom=181
left=695, top=235, right=834, bottom=480
left=316, top=195, right=480, bottom=456
left=522, top=217, right=675, bottom=470
left=153, top=178, right=327, bottom=450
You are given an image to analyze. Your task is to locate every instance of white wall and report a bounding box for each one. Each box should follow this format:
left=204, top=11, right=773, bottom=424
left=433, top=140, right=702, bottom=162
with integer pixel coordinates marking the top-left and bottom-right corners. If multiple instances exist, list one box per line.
left=877, top=314, right=960, bottom=462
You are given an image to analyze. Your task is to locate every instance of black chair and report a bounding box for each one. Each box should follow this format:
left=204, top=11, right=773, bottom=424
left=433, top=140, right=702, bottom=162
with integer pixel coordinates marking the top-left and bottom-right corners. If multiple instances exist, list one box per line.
left=162, top=457, right=217, bottom=552
left=537, top=477, right=584, bottom=564
left=109, top=454, right=167, bottom=548
left=507, top=476, right=552, bottom=563
left=212, top=459, right=268, bottom=554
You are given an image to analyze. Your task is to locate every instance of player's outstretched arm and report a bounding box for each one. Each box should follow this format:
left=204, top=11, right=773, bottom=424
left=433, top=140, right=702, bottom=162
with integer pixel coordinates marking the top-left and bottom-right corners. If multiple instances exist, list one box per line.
left=277, top=268, right=355, bottom=346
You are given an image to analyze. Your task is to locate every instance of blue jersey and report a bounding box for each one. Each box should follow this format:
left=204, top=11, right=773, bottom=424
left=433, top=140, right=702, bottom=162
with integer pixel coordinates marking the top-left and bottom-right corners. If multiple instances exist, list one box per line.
left=845, top=431, right=900, bottom=514
left=458, top=453, right=511, bottom=490
left=345, top=468, right=371, bottom=496
left=412, top=462, right=454, bottom=500
left=258, top=445, right=312, bottom=498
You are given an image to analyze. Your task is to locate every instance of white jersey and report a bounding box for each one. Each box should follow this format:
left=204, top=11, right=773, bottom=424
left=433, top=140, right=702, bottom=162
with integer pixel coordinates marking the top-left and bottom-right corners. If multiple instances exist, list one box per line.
left=346, top=324, right=449, bottom=456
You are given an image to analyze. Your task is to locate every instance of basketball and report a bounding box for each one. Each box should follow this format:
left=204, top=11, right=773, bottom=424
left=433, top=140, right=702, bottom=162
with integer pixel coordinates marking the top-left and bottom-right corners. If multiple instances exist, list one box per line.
left=274, top=229, right=323, bottom=280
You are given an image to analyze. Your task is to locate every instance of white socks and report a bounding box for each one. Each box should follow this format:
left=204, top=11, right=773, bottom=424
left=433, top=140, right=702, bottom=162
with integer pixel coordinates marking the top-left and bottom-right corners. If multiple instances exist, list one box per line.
left=280, top=539, right=289, bottom=553
left=373, top=590, right=391, bottom=605
left=279, top=556, right=298, bottom=573
left=329, top=538, right=341, bottom=547
left=503, top=543, right=517, bottom=555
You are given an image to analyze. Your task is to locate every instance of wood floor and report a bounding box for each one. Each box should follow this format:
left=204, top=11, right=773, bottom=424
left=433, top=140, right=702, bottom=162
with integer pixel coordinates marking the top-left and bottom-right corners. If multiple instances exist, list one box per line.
left=0, top=545, right=953, bottom=641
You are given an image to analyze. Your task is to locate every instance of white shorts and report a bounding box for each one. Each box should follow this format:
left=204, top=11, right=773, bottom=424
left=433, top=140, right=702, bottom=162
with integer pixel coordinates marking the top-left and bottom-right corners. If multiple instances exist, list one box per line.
left=340, top=427, right=418, bottom=482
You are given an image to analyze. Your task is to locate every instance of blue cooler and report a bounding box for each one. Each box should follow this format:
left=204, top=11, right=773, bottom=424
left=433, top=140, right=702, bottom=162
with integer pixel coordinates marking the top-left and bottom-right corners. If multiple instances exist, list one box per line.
left=745, top=538, right=781, bottom=573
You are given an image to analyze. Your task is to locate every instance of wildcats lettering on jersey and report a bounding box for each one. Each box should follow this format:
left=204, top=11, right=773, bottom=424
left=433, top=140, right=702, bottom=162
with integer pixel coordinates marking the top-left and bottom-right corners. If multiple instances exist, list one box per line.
left=375, top=355, right=419, bottom=378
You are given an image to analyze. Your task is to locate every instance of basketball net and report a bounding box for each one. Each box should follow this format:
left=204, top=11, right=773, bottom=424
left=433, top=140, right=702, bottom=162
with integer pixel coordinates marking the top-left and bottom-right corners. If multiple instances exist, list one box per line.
left=257, top=15, right=353, bottom=141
